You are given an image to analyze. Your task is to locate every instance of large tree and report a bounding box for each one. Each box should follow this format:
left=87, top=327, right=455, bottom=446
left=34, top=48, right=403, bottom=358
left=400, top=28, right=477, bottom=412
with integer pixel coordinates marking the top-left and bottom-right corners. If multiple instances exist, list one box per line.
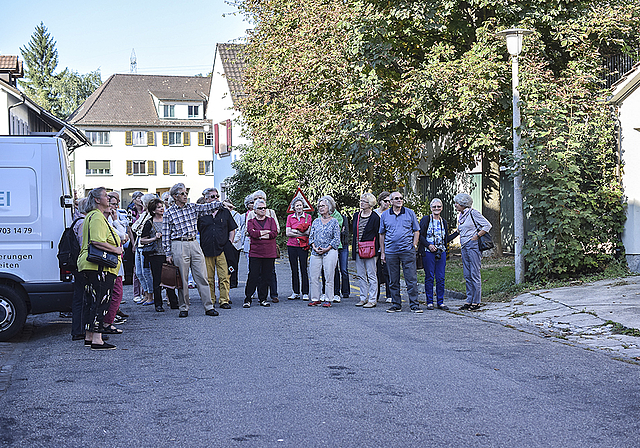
left=20, top=22, right=102, bottom=119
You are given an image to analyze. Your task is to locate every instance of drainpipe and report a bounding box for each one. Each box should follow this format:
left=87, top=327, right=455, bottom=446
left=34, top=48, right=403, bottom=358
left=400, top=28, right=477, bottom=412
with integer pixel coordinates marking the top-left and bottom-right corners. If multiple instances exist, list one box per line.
left=7, top=94, right=26, bottom=135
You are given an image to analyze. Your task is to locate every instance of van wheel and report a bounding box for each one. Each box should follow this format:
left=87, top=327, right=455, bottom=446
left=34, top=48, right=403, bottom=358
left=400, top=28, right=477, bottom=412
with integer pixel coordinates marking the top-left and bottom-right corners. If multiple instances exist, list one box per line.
left=0, top=284, right=27, bottom=341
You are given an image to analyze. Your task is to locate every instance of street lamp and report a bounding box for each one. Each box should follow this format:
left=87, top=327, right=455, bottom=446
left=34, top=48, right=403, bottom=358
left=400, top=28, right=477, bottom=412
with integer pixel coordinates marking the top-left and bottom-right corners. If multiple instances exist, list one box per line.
left=498, top=28, right=532, bottom=285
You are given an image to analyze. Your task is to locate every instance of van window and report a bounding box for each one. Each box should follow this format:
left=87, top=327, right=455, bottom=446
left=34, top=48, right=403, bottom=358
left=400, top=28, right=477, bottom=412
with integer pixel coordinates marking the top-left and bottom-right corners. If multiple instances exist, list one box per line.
left=0, top=167, right=38, bottom=222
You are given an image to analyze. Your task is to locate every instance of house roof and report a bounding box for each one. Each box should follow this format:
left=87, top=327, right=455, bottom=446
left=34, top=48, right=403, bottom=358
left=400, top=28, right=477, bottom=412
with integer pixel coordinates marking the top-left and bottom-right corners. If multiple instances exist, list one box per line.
left=0, top=55, right=22, bottom=73
left=216, top=43, right=246, bottom=105
left=609, top=61, right=640, bottom=104
left=67, top=74, right=211, bottom=127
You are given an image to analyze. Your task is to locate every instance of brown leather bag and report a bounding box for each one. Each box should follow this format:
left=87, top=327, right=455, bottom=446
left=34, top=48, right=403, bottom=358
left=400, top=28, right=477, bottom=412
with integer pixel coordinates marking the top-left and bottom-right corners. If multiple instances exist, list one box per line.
left=160, top=263, right=183, bottom=289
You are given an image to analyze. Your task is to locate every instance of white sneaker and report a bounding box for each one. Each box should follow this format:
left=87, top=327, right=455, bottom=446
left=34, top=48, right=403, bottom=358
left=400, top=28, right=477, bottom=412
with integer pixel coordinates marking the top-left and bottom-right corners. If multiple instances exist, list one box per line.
left=320, top=294, right=328, bottom=302
left=302, top=294, right=310, bottom=301
left=287, top=293, right=300, bottom=300
left=385, top=297, right=392, bottom=303
left=133, top=296, right=143, bottom=303
left=332, top=295, right=341, bottom=303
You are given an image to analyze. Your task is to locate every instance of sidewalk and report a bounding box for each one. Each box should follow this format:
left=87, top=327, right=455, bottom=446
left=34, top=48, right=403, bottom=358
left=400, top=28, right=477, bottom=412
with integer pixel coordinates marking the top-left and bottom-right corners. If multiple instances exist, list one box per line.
left=465, top=276, right=640, bottom=361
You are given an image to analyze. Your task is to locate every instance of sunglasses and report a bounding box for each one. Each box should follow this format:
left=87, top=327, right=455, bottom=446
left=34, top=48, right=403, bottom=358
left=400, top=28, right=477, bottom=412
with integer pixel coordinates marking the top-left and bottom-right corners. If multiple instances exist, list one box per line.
left=431, top=205, right=442, bottom=209
left=393, top=197, right=404, bottom=201
left=176, top=192, right=187, bottom=196
left=255, top=206, right=266, bottom=210
left=210, top=194, right=219, bottom=199
left=382, top=199, right=390, bottom=203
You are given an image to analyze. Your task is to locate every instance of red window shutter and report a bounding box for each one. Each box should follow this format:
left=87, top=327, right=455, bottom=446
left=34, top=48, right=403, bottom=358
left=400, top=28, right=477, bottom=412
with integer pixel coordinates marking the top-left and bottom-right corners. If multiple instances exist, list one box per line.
left=226, top=119, right=232, bottom=152
left=214, top=124, right=219, bottom=154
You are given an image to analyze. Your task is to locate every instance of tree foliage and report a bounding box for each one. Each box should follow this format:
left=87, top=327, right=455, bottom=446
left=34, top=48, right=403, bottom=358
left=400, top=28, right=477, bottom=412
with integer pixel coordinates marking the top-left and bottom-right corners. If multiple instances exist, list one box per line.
left=20, top=22, right=102, bottom=119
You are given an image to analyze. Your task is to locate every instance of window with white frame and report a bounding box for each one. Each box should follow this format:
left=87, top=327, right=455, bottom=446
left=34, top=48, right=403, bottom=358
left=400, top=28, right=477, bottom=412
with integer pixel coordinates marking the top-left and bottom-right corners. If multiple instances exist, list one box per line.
left=86, top=131, right=110, bottom=145
left=163, top=105, right=175, bottom=118
left=86, top=160, right=111, bottom=175
left=132, top=160, right=146, bottom=175
left=188, top=105, right=199, bottom=118
left=132, top=131, right=146, bottom=146
left=168, top=131, right=182, bottom=145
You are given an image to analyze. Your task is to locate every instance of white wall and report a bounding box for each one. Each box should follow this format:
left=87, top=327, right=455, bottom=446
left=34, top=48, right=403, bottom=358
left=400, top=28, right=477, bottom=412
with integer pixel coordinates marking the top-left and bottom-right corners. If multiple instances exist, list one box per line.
left=71, top=127, right=216, bottom=203
left=620, top=92, right=640, bottom=257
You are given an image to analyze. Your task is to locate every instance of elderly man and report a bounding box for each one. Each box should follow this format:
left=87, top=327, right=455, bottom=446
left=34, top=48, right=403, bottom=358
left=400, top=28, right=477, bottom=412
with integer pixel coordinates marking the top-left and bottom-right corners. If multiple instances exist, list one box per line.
left=197, top=189, right=238, bottom=309
left=379, top=191, right=422, bottom=313
left=163, top=183, right=222, bottom=317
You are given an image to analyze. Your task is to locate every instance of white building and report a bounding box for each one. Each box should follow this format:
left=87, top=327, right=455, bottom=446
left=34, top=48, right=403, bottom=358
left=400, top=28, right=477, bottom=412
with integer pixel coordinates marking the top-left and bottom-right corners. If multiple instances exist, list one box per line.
left=206, top=43, right=250, bottom=199
left=68, top=74, right=216, bottom=207
left=0, top=55, right=87, bottom=149
left=609, top=61, right=640, bottom=271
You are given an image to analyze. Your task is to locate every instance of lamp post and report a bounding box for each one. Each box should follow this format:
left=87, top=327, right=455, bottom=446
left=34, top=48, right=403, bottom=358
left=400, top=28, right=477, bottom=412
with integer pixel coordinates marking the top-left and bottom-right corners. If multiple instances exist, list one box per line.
left=498, top=28, right=532, bottom=285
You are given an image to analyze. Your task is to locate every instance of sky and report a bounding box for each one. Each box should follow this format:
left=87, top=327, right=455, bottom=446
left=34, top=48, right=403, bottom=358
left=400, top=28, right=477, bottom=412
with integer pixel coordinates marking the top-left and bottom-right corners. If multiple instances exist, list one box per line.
left=0, top=0, right=250, bottom=80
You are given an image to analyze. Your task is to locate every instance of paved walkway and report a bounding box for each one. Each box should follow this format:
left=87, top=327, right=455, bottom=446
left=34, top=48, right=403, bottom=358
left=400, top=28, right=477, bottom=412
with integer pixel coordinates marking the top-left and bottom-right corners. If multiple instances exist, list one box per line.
left=2, top=261, right=640, bottom=397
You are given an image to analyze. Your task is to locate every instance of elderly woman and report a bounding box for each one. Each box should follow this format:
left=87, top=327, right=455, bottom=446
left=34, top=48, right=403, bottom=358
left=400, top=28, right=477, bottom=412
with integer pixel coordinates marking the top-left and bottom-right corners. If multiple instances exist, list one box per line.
left=419, top=198, right=457, bottom=310
left=140, top=198, right=167, bottom=312
left=161, top=192, right=179, bottom=309
left=454, top=193, right=492, bottom=310
left=247, top=190, right=280, bottom=302
left=308, top=196, right=340, bottom=308
left=244, top=198, right=279, bottom=307
left=132, top=193, right=156, bottom=305
left=352, top=193, right=380, bottom=308
left=78, top=187, right=123, bottom=350
left=286, top=198, right=312, bottom=300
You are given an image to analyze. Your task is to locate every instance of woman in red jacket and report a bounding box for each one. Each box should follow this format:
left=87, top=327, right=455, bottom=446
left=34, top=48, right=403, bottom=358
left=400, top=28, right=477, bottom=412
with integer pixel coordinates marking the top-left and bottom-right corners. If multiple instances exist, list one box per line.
left=244, top=199, right=279, bottom=308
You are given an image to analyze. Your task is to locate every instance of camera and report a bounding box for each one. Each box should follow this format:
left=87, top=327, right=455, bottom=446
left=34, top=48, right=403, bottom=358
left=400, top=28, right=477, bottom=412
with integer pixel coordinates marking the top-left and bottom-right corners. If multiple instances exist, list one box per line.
left=434, top=249, right=442, bottom=260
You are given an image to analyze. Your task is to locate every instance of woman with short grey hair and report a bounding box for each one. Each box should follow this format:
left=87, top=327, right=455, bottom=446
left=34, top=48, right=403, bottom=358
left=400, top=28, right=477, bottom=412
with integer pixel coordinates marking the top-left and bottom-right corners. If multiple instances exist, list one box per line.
left=454, top=193, right=492, bottom=310
left=308, top=196, right=340, bottom=307
left=352, top=192, right=380, bottom=307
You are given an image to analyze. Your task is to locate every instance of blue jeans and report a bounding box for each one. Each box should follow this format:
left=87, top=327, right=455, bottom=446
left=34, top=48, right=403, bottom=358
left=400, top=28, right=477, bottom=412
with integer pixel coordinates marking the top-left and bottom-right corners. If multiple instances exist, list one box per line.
left=386, top=251, right=419, bottom=309
left=461, top=242, right=482, bottom=304
left=135, top=248, right=153, bottom=294
left=423, top=251, right=446, bottom=305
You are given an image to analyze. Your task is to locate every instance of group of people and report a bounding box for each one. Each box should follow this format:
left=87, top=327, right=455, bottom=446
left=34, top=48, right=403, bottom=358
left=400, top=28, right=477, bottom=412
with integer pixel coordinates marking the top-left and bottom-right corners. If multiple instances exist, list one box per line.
left=71, top=182, right=491, bottom=350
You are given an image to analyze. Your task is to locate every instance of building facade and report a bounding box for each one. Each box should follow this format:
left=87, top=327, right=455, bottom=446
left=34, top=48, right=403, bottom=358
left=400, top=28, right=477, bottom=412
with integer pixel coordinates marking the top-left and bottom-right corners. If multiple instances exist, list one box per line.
left=68, top=74, right=216, bottom=206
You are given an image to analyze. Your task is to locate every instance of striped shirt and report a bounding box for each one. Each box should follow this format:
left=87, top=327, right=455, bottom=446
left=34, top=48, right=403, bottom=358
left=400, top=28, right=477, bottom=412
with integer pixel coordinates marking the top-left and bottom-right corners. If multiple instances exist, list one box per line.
left=162, top=201, right=221, bottom=257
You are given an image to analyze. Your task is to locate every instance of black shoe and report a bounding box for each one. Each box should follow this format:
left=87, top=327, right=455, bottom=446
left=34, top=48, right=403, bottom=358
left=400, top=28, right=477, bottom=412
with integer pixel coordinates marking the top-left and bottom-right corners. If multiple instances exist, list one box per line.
left=155, top=306, right=165, bottom=312
left=469, top=304, right=481, bottom=311
left=426, top=304, right=434, bottom=310
left=459, top=303, right=472, bottom=310
left=179, top=311, right=188, bottom=318
left=220, top=303, right=231, bottom=309
left=205, top=309, right=219, bottom=316
left=72, top=334, right=84, bottom=341
left=437, top=304, right=449, bottom=310
left=386, top=305, right=402, bottom=313
left=91, top=342, right=117, bottom=350
left=260, top=301, right=271, bottom=307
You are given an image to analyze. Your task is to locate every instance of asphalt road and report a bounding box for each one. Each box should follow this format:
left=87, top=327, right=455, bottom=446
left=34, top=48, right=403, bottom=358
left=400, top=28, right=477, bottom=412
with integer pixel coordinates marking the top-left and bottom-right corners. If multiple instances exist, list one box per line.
left=1, top=258, right=640, bottom=447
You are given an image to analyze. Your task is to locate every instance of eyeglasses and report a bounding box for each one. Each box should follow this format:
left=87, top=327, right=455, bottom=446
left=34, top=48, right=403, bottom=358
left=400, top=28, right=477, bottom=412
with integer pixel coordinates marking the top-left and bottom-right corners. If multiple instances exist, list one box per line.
left=255, top=206, right=266, bottom=210
left=210, top=194, right=219, bottom=199
left=431, top=205, right=442, bottom=209
left=392, top=197, right=404, bottom=201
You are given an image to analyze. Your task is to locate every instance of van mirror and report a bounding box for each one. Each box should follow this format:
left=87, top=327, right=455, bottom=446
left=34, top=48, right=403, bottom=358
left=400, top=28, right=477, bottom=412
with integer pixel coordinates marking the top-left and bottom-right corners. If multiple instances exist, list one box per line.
left=60, top=195, right=73, bottom=208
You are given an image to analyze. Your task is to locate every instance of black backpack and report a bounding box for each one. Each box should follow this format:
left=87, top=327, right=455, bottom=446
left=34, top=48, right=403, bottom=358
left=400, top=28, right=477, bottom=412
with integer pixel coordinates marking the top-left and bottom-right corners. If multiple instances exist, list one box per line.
left=57, top=217, right=83, bottom=271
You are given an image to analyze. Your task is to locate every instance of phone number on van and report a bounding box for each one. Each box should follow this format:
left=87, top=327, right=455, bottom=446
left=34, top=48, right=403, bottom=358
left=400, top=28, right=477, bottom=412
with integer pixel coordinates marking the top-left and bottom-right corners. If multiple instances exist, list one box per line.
left=0, top=228, right=33, bottom=234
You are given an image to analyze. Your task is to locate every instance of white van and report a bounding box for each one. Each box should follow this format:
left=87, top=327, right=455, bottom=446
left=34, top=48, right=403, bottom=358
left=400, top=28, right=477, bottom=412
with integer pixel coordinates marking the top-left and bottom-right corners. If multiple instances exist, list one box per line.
left=0, top=136, right=75, bottom=340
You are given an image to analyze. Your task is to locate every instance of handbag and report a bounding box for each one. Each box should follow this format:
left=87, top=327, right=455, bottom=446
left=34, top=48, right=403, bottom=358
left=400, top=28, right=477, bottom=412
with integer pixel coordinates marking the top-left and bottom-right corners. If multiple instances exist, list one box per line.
left=470, top=211, right=494, bottom=252
left=357, top=213, right=376, bottom=259
left=86, top=213, right=119, bottom=269
left=160, top=263, right=183, bottom=289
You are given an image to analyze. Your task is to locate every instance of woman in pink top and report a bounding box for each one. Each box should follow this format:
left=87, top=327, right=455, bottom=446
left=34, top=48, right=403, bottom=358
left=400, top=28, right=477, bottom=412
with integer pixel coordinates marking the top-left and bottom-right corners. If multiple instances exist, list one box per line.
left=244, top=199, right=278, bottom=308
left=285, top=198, right=312, bottom=300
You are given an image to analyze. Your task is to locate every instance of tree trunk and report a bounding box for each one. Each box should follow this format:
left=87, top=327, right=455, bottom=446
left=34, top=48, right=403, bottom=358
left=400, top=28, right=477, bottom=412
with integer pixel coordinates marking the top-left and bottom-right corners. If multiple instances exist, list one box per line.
left=482, top=157, right=503, bottom=257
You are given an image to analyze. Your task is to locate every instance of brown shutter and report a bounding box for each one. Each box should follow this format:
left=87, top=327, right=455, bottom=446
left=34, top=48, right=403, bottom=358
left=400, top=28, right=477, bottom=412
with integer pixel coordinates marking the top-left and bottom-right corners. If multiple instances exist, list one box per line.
left=162, top=132, right=169, bottom=146
left=177, top=160, right=183, bottom=175
left=147, top=160, right=155, bottom=175
left=126, top=160, right=133, bottom=175
left=163, top=160, right=169, bottom=175
left=226, top=119, right=232, bottom=152
left=147, top=131, right=155, bottom=146
left=198, top=132, right=204, bottom=146
left=198, top=160, right=205, bottom=175
left=125, top=131, right=133, bottom=146
left=183, top=132, right=190, bottom=146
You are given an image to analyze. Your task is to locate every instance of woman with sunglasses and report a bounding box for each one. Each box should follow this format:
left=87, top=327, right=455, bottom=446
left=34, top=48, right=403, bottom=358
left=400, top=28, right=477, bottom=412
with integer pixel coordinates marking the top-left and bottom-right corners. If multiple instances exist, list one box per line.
left=244, top=199, right=278, bottom=307
left=419, top=198, right=457, bottom=310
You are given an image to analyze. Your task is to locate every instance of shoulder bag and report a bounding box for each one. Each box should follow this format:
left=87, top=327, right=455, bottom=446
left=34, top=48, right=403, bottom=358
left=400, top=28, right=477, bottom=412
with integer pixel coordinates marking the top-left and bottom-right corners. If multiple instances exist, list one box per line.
left=86, top=213, right=119, bottom=269
left=357, top=213, right=376, bottom=259
left=470, top=211, right=494, bottom=252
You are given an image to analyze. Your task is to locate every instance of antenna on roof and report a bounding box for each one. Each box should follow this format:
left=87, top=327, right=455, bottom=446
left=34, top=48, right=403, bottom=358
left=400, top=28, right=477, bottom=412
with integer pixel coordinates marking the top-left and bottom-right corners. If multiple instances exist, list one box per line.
left=130, top=49, right=137, bottom=74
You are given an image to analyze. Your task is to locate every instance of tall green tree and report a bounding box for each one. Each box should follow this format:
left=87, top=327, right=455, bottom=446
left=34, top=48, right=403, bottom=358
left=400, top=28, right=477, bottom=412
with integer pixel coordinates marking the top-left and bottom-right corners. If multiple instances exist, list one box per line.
left=19, top=22, right=102, bottom=119
left=20, top=22, right=58, bottom=112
